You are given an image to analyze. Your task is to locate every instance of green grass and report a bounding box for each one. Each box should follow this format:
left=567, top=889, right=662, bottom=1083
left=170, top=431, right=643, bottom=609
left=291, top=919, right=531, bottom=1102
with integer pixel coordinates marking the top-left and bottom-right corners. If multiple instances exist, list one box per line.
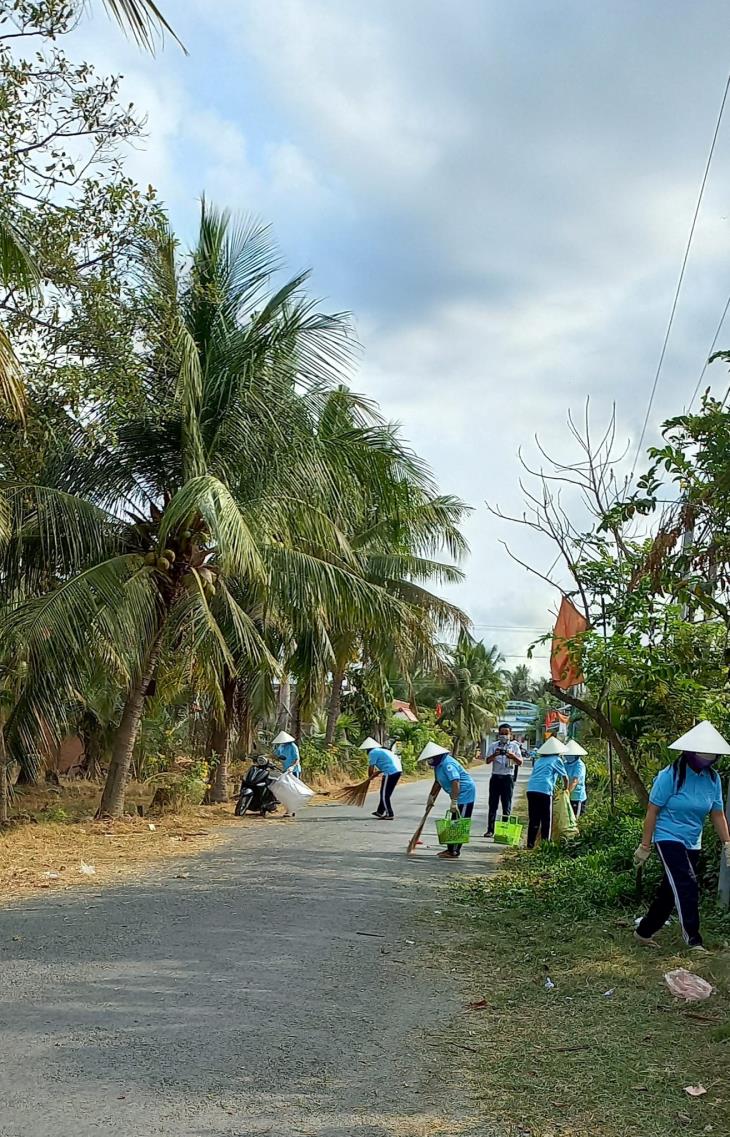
left=444, top=897, right=730, bottom=1137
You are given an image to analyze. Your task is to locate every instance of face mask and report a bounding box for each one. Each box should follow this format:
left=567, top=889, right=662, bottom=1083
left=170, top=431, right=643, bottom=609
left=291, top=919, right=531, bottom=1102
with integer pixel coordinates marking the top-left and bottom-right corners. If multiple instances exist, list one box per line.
left=686, top=751, right=718, bottom=773
left=427, top=757, right=439, bottom=768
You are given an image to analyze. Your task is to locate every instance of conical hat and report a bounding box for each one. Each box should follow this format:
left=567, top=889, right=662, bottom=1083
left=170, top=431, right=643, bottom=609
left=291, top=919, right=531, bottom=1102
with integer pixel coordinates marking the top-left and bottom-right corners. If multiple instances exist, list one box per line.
left=272, top=731, right=295, bottom=745
left=669, top=720, right=730, bottom=754
left=537, top=736, right=566, bottom=755
left=417, top=741, right=450, bottom=762
left=563, top=739, right=587, bottom=756
left=359, top=736, right=380, bottom=751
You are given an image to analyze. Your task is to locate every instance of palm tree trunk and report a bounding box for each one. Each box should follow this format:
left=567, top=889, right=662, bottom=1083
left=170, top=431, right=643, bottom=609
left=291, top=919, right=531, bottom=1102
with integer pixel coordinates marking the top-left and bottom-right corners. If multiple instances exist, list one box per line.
left=324, top=663, right=346, bottom=748
left=97, top=635, right=163, bottom=819
left=276, top=673, right=291, bottom=732
left=0, top=725, right=8, bottom=825
left=208, top=677, right=236, bottom=804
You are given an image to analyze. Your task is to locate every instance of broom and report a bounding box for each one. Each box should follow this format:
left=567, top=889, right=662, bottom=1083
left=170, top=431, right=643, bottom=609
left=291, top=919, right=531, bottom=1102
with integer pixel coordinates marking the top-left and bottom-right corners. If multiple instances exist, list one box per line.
left=406, top=797, right=436, bottom=854
left=332, top=776, right=374, bottom=807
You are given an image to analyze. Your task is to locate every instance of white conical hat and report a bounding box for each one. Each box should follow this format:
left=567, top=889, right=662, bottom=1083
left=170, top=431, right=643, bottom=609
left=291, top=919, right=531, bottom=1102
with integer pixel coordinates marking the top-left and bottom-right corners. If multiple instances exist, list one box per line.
left=359, top=736, right=380, bottom=751
left=417, top=741, right=450, bottom=762
left=272, top=731, right=295, bottom=745
left=563, top=739, right=587, bottom=756
left=669, top=720, right=730, bottom=754
left=537, top=736, right=566, bottom=755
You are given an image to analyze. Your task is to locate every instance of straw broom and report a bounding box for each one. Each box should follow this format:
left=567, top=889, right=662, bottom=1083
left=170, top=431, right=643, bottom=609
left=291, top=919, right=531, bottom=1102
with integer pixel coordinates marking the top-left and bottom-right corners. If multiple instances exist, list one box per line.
left=406, top=797, right=436, bottom=854
left=332, top=776, right=374, bottom=807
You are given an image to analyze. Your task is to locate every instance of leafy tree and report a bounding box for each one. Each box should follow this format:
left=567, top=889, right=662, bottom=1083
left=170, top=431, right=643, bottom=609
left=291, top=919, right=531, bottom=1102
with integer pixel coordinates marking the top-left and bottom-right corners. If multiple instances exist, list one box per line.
left=2, top=205, right=405, bottom=816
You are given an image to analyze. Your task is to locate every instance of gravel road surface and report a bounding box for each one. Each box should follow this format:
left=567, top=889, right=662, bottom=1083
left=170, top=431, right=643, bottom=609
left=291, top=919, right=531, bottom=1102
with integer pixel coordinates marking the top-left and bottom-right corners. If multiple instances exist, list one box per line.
left=0, top=766, right=509, bottom=1136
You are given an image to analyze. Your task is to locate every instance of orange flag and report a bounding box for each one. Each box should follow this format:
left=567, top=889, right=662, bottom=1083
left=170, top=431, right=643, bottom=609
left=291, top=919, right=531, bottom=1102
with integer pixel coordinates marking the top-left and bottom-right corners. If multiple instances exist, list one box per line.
left=550, top=597, right=588, bottom=690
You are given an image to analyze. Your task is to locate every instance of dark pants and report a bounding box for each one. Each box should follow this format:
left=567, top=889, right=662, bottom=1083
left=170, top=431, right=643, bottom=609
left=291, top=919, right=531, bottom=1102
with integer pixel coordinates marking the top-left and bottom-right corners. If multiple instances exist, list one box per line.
left=637, top=841, right=702, bottom=946
left=571, top=800, right=586, bottom=818
left=448, top=800, right=474, bottom=856
left=527, top=791, right=552, bottom=848
left=375, top=772, right=401, bottom=818
left=487, top=775, right=514, bottom=833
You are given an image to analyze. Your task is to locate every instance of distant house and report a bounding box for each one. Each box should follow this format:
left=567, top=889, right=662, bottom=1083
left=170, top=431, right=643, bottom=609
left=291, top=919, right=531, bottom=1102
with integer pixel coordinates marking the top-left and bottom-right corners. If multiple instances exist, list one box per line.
left=392, top=699, right=418, bottom=722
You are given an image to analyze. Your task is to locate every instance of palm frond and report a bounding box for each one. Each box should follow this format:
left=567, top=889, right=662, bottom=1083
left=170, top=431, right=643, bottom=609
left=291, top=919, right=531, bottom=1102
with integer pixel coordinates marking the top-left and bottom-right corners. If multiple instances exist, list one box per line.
left=100, top=0, right=186, bottom=53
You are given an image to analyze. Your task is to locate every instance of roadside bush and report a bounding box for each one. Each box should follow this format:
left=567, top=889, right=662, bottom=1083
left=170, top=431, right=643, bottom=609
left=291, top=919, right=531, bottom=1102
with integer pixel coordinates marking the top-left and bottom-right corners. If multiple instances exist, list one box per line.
left=458, top=798, right=730, bottom=926
left=388, top=712, right=452, bottom=774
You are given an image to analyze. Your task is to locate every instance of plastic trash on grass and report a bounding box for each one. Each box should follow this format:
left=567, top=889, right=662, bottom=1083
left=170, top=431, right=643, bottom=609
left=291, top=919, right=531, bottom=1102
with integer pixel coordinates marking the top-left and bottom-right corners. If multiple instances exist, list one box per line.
left=664, top=968, right=713, bottom=1001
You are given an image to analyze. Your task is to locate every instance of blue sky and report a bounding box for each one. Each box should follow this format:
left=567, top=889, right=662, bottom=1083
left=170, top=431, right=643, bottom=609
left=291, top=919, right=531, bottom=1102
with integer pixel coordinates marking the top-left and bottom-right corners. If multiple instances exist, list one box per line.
left=78, top=0, right=730, bottom=671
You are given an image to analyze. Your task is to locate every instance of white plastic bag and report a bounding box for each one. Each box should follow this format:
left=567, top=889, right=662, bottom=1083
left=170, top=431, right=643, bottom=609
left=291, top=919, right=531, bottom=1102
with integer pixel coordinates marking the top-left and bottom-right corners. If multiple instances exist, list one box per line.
left=664, top=968, right=714, bottom=1001
left=271, top=770, right=315, bottom=812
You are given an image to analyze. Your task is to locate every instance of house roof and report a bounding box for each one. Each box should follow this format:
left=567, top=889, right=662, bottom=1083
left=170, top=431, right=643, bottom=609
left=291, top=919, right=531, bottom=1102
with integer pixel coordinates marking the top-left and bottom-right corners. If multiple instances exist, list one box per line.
left=392, top=699, right=418, bottom=722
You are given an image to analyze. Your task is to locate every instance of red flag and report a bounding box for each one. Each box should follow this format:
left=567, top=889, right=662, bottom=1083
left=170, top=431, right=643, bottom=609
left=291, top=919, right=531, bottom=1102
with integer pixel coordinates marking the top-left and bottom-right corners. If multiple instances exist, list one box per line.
left=550, top=597, right=588, bottom=690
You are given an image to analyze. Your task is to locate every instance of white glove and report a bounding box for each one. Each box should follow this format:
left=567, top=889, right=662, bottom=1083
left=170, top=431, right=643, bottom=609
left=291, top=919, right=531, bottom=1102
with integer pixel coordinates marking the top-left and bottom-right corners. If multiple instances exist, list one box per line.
left=634, top=844, right=652, bottom=866
left=449, top=799, right=460, bottom=817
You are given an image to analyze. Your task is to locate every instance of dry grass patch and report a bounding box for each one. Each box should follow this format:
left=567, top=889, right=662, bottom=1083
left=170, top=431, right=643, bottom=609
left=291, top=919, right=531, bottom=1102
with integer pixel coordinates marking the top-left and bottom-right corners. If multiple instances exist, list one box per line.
left=0, top=779, right=244, bottom=902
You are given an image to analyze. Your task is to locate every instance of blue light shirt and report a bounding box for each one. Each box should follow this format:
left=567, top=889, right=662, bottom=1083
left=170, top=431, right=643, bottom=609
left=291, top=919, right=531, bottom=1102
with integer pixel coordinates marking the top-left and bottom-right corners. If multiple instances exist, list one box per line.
left=650, top=764, right=723, bottom=850
left=368, top=747, right=402, bottom=776
left=564, top=758, right=587, bottom=803
left=527, top=755, right=569, bottom=796
left=275, top=742, right=301, bottom=777
left=435, top=755, right=476, bottom=805
left=486, top=739, right=522, bottom=775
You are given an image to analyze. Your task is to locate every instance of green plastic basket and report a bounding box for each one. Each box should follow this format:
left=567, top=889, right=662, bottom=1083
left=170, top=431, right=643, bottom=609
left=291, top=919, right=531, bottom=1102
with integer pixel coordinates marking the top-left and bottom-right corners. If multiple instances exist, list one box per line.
left=493, top=815, right=523, bottom=846
left=435, top=811, right=472, bottom=846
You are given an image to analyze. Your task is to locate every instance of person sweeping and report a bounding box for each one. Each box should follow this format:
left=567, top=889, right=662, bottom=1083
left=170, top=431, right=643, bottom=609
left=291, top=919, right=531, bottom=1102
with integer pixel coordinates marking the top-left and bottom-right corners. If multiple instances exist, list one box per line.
left=417, top=741, right=476, bottom=859
left=526, top=736, right=569, bottom=848
left=360, top=737, right=403, bottom=820
left=634, top=721, right=730, bottom=951
left=562, top=738, right=588, bottom=817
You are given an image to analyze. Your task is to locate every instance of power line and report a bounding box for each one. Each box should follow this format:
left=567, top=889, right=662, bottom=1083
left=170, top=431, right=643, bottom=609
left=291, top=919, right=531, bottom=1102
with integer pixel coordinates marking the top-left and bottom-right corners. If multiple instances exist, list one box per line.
left=631, top=71, right=730, bottom=481
left=471, top=624, right=546, bottom=632
left=686, top=291, right=730, bottom=411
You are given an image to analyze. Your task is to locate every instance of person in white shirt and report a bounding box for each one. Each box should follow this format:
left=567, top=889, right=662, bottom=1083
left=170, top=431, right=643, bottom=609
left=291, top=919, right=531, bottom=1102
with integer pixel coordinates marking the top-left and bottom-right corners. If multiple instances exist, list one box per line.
left=484, top=724, right=523, bottom=837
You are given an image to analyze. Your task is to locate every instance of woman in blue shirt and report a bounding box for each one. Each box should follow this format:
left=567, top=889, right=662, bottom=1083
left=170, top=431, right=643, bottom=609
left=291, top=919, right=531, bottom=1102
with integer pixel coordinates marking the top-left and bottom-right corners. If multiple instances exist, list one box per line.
left=360, top=737, right=403, bottom=820
left=526, top=736, right=569, bottom=848
left=272, top=730, right=301, bottom=776
left=418, top=741, right=477, bottom=859
left=635, top=721, right=730, bottom=950
left=562, top=739, right=588, bottom=817
left=272, top=730, right=302, bottom=817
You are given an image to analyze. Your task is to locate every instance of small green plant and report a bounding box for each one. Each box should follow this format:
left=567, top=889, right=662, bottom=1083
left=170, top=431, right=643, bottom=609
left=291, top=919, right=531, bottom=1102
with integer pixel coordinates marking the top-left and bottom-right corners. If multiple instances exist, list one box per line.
left=40, top=805, right=69, bottom=823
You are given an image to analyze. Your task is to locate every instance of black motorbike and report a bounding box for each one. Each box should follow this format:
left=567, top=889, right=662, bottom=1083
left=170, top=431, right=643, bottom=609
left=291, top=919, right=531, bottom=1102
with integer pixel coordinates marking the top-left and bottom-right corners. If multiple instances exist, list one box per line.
left=234, top=757, right=281, bottom=818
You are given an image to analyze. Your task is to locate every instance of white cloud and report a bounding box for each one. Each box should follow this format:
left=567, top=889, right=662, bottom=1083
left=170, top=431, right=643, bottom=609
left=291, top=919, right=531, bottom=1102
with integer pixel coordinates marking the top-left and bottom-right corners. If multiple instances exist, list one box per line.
left=59, top=0, right=730, bottom=670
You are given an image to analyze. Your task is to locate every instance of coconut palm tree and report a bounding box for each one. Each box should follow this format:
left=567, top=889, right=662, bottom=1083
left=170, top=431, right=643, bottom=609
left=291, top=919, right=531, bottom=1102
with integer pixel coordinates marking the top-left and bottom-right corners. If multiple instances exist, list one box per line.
left=0, top=214, right=38, bottom=422
left=290, top=386, right=470, bottom=747
left=2, top=204, right=406, bottom=816
left=415, top=635, right=507, bottom=756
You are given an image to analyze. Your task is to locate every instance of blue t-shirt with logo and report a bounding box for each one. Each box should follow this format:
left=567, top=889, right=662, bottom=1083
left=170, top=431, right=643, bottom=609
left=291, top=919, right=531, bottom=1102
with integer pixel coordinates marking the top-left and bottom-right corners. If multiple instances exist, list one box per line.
left=368, top=747, right=401, bottom=776
left=435, top=755, right=476, bottom=805
left=564, top=758, right=587, bottom=802
left=527, top=755, right=569, bottom=796
left=650, top=764, right=723, bottom=849
left=275, top=742, right=301, bottom=775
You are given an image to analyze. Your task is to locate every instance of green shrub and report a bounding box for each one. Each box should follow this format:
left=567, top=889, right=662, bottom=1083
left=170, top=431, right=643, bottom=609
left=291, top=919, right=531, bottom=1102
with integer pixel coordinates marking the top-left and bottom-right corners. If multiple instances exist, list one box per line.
left=457, top=798, right=730, bottom=927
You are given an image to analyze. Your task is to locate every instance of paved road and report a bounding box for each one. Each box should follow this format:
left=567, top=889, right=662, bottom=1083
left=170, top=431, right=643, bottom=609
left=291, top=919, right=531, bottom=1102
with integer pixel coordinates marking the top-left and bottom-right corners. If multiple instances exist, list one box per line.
left=0, top=766, right=512, bottom=1137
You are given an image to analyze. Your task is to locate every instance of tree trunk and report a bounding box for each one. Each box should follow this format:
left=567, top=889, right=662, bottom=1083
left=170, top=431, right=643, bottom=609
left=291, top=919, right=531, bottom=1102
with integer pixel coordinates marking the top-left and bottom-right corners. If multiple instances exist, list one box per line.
left=324, top=663, right=346, bottom=748
left=553, top=684, right=649, bottom=806
left=276, top=673, right=291, bottom=732
left=0, top=726, right=8, bottom=825
left=97, top=635, right=163, bottom=819
left=208, top=677, right=236, bottom=804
